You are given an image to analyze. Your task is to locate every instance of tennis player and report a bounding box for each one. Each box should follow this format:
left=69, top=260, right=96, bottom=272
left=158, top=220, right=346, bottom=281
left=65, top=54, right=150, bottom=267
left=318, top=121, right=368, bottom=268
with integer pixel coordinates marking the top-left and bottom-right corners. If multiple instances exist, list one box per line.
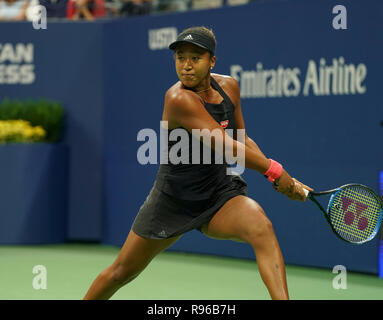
left=83, top=26, right=313, bottom=300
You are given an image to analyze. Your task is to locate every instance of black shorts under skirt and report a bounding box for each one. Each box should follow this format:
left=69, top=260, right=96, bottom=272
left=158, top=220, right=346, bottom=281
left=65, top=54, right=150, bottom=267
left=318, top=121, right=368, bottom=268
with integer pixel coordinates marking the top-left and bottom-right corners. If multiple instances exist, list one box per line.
left=132, top=175, right=248, bottom=239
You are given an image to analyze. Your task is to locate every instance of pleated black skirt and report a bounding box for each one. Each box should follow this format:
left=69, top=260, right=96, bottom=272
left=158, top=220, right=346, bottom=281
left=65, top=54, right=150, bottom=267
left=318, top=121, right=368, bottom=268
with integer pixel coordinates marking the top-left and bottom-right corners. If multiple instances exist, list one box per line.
left=132, top=175, right=248, bottom=239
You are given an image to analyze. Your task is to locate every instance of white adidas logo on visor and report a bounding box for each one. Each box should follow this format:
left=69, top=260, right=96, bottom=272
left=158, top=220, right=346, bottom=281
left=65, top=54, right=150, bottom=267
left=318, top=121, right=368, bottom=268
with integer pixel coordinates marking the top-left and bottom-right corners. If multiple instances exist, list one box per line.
left=183, top=34, right=193, bottom=40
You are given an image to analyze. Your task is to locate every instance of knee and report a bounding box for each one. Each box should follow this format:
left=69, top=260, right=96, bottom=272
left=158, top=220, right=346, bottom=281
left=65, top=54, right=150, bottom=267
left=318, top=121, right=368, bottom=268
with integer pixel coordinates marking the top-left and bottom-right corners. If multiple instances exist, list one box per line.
left=243, top=211, right=275, bottom=246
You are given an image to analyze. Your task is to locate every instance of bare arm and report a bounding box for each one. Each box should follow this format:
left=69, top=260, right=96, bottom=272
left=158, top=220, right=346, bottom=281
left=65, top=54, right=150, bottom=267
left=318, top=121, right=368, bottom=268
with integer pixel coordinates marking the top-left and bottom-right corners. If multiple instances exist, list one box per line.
left=14, top=0, right=29, bottom=20
left=165, top=89, right=272, bottom=175
left=228, top=76, right=313, bottom=200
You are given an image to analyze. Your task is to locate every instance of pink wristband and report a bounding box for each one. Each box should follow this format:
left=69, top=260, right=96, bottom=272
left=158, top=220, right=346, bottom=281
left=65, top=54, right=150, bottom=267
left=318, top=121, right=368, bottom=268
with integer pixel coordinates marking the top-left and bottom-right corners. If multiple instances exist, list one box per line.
left=264, top=159, right=283, bottom=183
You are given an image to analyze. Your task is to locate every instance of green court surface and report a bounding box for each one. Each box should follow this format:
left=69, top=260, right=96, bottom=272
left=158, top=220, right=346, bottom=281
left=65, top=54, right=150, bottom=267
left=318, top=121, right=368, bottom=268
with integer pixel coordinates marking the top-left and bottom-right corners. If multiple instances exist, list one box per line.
left=0, top=243, right=382, bottom=300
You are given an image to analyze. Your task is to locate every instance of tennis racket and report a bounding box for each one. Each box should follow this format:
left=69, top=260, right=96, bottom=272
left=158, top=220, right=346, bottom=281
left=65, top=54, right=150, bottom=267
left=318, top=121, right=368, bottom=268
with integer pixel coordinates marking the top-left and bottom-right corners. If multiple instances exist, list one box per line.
left=303, top=184, right=383, bottom=244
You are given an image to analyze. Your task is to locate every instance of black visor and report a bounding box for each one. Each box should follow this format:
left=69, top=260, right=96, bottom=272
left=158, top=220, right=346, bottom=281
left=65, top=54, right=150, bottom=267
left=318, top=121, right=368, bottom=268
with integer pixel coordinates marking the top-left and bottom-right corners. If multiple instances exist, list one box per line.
left=169, top=31, right=215, bottom=55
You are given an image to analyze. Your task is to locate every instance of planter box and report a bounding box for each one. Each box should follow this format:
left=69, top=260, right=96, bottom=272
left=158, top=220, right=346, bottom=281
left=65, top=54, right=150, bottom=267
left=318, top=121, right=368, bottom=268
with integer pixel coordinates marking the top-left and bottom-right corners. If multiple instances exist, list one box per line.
left=0, top=144, right=68, bottom=244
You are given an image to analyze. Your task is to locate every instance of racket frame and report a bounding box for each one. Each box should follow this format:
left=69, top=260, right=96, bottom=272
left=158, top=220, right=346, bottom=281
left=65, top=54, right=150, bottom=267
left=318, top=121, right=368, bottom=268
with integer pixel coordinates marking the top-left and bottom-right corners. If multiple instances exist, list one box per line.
left=307, top=183, right=383, bottom=244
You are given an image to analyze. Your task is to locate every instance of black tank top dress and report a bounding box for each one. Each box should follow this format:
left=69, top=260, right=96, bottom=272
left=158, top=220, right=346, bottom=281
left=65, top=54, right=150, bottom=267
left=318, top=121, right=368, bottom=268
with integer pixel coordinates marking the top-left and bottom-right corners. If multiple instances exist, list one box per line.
left=132, top=77, right=248, bottom=239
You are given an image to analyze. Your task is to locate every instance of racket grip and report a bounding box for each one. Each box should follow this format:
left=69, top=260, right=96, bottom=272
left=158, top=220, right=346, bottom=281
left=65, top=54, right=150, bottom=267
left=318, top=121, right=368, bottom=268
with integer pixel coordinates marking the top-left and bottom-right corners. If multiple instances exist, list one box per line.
left=303, top=188, right=310, bottom=197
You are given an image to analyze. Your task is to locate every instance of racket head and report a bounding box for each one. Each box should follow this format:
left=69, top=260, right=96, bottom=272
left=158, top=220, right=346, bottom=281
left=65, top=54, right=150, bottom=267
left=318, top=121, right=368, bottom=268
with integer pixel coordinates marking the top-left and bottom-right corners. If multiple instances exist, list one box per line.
left=326, top=184, right=383, bottom=244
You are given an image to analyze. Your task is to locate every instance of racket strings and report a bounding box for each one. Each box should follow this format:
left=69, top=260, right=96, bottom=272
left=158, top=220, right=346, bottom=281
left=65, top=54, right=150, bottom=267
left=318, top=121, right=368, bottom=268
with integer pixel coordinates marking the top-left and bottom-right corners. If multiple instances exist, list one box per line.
left=328, top=186, right=382, bottom=244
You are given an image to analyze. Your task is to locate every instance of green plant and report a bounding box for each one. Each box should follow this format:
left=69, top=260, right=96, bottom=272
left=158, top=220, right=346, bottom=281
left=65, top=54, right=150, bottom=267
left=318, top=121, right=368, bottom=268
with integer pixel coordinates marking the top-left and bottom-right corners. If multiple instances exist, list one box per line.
left=0, top=98, right=64, bottom=143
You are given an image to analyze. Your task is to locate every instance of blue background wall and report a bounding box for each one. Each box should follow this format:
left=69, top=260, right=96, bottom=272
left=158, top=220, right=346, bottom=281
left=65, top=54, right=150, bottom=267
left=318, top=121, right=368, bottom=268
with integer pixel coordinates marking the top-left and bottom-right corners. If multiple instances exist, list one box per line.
left=0, top=0, right=382, bottom=274
left=0, top=144, right=68, bottom=243
left=0, top=23, right=105, bottom=240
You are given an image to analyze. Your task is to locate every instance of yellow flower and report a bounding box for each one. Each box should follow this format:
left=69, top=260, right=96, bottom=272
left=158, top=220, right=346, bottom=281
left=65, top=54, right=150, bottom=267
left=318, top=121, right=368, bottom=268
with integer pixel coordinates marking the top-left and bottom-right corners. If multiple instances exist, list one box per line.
left=0, top=119, right=46, bottom=142
left=23, top=127, right=34, bottom=138
left=34, top=126, right=46, bottom=137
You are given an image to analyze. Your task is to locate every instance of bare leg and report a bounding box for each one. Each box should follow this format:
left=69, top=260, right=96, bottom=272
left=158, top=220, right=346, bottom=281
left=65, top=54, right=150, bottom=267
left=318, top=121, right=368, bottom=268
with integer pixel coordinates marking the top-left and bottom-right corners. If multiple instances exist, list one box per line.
left=249, top=227, right=289, bottom=300
left=201, top=195, right=289, bottom=300
left=83, top=230, right=181, bottom=300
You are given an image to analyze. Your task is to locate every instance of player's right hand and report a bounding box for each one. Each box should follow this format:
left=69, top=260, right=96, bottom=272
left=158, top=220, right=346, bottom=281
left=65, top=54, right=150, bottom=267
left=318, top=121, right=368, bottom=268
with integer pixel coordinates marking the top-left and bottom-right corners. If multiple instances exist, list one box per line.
left=290, top=178, right=314, bottom=202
